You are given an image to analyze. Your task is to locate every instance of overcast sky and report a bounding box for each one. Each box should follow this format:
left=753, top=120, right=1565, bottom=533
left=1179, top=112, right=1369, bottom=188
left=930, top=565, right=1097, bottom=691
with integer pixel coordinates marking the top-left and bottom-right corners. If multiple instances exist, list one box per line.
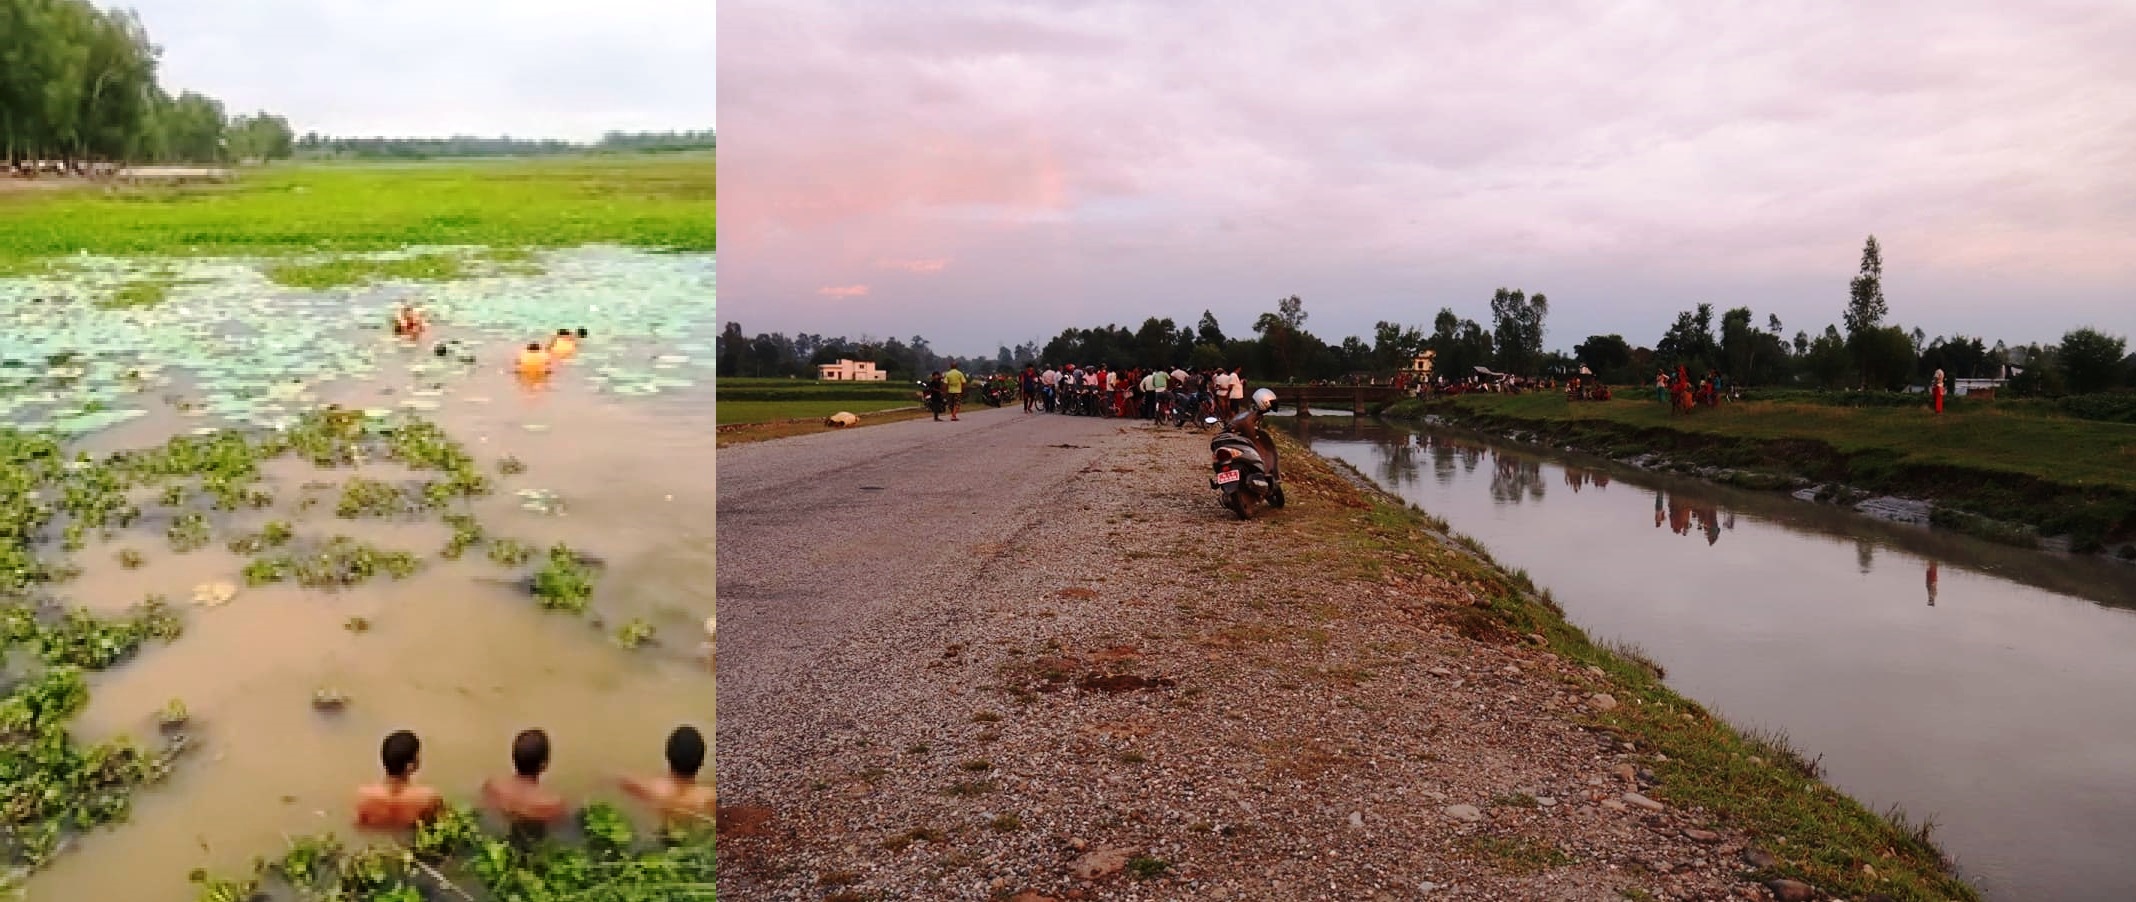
left=127, top=0, right=715, bottom=140
left=721, top=0, right=2136, bottom=357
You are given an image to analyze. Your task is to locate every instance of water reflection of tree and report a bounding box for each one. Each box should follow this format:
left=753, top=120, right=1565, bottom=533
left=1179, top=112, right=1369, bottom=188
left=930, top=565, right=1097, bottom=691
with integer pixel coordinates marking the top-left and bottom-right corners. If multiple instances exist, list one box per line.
left=1489, top=451, right=1546, bottom=504
left=1430, top=436, right=1457, bottom=486
left=1377, top=434, right=1421, bottom=488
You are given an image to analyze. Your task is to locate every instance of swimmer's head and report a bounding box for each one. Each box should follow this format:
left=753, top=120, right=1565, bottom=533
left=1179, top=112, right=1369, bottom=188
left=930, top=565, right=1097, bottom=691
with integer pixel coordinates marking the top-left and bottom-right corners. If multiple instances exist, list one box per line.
left=511, top=728, right=551, bottom=778
left=382, top=730, right=421, bottom=778
left=557, top=329, right=572, bottom=337
left=576, top=328, right=588, bottom=338
left=526, top=342, right=542, bottom=352
left=666, top=725, right=705, bottom=779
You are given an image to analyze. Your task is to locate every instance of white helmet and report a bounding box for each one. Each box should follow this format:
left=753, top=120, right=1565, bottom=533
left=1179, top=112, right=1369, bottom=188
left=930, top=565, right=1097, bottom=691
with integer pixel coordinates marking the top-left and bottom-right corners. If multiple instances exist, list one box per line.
left=1252, top=387, right=1277, bottom=411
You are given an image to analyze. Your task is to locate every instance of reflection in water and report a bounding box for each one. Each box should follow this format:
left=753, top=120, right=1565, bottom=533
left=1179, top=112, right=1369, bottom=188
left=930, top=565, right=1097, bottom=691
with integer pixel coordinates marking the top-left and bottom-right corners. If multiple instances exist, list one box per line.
left=1294, top=417, right=2136, bottom=901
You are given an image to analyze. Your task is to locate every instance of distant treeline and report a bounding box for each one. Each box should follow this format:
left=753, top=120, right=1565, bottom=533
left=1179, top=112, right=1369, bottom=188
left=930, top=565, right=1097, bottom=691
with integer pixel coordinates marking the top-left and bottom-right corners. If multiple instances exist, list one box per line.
left=0, top=0, right=292, bottom=166
left=722, top=236, right=2134, bottom=398
left=293, top=130, right=717, bottom=160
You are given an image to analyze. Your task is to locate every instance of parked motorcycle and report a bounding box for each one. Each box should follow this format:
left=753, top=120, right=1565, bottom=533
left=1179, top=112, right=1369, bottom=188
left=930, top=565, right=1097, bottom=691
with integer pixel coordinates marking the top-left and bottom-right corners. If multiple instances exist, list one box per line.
left=915, top=380, right=946, bottom=416
left=1207, top=387, right=1285, bottom=520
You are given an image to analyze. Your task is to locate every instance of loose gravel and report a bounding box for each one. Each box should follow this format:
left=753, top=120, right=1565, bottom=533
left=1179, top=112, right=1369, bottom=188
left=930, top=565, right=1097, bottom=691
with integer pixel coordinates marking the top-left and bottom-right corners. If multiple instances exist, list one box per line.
left=717, top=409, right=1789, bottom=900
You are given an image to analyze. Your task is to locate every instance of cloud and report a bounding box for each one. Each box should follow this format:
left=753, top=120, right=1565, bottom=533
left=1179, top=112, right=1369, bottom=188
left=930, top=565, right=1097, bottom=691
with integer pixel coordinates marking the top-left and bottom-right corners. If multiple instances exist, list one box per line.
left=124, top=0, right=715, bottom=139
left=720, top=0, right=2136, bottom=351
left=877, top=258, right=953, bottom=273
left=817, top=284, right=872, bottom=298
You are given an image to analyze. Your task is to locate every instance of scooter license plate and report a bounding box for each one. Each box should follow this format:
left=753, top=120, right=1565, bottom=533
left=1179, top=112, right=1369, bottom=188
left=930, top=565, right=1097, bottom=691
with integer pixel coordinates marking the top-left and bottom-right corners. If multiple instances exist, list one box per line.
left=1215, top=469, right=1242, bottom=485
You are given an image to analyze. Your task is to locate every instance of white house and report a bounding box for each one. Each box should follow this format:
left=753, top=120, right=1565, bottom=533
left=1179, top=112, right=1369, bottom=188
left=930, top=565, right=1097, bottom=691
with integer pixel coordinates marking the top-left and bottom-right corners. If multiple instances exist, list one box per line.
left=818, top=359, right=887, bottom=381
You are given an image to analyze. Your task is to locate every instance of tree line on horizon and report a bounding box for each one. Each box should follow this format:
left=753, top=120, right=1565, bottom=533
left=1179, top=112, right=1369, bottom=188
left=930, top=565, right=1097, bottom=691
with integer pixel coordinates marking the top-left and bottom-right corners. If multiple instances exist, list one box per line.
left=719, top=236, right=2133, bottom=398
left=1, top=0, right=712, bottom=169
left=291, top=130, right=716, bottom=160
left=0, top=0, right=297, bottom=167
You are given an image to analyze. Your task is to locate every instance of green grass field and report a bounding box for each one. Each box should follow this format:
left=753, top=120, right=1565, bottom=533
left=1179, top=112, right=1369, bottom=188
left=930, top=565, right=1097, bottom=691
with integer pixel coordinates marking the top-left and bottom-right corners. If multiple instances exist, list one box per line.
left=0, top=154, right=715, bottom=271
left=717, top=398, right=917, bottom=425
left=717, top=377, right=922, bottom=425
left=1426, top=391, right=2136, bottom=492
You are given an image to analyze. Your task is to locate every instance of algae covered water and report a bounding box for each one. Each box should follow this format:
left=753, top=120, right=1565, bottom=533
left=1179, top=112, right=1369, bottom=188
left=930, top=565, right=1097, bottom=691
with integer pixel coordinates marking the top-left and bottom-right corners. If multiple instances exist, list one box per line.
left=2, top=248, right=716, bottom=900
left=1294, top=417, right=2136, bottom=901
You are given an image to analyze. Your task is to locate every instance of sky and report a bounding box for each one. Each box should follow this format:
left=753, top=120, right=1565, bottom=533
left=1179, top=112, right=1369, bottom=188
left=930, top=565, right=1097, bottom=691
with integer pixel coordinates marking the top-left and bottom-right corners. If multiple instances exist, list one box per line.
left=126, top=0, right=716, bottom=140
left=720, top=0, right=2136, bottom=358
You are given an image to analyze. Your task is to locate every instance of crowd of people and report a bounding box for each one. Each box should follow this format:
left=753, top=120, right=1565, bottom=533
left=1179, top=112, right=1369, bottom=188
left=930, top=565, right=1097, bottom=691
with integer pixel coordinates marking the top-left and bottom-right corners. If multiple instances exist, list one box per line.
left=1655, top=366, right=1734, bottom=413
left=1013, top=362, right=1253, bottom=422
left=354, top=724, right=714, bottom=834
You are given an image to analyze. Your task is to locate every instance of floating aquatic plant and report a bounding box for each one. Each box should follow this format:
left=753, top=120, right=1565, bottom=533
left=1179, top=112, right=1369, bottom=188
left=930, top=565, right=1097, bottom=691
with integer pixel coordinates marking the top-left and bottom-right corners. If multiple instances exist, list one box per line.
left=196, top=802, right=714, bottom=902
left=441, top=513, right=484, bottom=560
left=530, top=544, right=596, bottom=613
left=165, top=512, right=210, bottom=552
left=614, top=618, right=656, bottom=649
left=243, top=537, right=421, bottom=589
left=486, top=538, right=533, bottom=567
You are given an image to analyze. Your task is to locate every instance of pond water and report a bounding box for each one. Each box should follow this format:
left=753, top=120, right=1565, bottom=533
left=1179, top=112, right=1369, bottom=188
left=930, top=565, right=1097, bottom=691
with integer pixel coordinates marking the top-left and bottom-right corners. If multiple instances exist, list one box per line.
left=6, top=248, right=716, bottom=901
left=1293, top=418, right=2136, bottom=902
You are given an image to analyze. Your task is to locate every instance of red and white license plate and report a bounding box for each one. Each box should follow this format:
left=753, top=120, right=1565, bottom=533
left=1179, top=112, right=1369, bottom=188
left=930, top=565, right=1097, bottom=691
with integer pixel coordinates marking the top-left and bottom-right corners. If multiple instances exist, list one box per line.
left=1215, top=469, right=1242, bottom=484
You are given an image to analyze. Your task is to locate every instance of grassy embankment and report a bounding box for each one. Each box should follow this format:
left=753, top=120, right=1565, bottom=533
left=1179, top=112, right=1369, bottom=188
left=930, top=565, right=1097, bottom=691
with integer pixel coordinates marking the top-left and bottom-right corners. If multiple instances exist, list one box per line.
left=1273, top=430, right=1978, bottom=900
left=716, top=378, right=930, bottom=445
left=0, top=154, right=717, bottom=290
left=1390, top=391, right=2136, bottom=553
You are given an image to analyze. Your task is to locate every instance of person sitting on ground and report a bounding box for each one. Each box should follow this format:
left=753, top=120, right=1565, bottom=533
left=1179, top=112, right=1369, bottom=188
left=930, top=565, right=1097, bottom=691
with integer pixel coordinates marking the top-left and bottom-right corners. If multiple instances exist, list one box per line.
left=517, top=342, right=553, bottom=376
left=547, top=329, right=579, bottom=359
left=356, top=730, right=444, bottom=829
left=481, top=728, right=569, bottom=830
left=621, top=725, right=715, bottom=821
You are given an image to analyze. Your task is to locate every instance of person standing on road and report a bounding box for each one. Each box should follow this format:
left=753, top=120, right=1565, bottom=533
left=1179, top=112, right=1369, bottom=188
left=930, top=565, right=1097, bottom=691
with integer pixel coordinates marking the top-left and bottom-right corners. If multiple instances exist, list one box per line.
left=1021, top=364, right=1040, bottom=413
left=1226, top=367, right=1247, bottom=418
left=943, top=361, right=967, bottom=421
left=1041, top=365, right=1061, bottom=412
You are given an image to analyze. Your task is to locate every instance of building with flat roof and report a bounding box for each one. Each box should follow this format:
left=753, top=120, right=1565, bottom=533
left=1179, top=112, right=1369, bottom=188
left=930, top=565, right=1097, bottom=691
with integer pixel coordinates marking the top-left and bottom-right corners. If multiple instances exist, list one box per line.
left=818, top=359, right=887, bottom=381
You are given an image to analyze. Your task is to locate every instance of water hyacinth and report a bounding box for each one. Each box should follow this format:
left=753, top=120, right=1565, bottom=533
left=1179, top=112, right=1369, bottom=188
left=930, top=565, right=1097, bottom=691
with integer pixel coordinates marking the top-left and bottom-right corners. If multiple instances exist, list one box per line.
left=0, top=247, right=715, bottom=438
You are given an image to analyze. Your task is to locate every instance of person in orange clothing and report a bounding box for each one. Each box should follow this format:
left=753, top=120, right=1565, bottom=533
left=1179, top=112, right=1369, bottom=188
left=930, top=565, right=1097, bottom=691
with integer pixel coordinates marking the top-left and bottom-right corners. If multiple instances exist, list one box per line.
left=516, top=342, right=553, bottom=376
left=547, top=329, right=579, bottom=359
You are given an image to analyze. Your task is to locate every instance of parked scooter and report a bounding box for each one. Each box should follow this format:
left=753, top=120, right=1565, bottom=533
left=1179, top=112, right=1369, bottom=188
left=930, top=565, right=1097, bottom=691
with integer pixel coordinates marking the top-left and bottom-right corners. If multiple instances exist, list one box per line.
left=1207, top=387, right=1285, bottom=520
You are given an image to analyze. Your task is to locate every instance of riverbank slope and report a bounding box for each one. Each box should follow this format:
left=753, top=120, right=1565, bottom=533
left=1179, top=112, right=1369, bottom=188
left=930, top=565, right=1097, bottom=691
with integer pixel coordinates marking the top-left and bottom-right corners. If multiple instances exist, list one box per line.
left=1391, top=393, right=2136, bottom=556
left=714, top=412, right=1974, bottom=901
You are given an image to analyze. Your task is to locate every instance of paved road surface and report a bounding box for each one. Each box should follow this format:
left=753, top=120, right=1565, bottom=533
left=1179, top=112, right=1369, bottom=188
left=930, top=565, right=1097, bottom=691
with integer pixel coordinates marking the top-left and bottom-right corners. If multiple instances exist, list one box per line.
left=714, top=408, right=1150, bottom=755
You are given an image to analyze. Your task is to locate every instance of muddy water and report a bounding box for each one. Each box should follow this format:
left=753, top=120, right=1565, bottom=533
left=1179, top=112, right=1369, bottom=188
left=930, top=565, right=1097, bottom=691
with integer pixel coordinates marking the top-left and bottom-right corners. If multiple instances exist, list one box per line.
left=22, top=309, right=715, bottom=899
left=1293, top=418, right=2136, bottom=902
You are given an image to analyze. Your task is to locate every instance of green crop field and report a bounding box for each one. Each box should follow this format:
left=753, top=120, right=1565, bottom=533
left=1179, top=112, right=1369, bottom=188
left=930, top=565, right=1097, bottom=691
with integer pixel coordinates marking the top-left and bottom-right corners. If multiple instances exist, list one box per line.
left=0, top=154, right=715, bottom=272
left=1429, top=391, right=2136, bottom=493
left=717, top=377, right=922, bottom=425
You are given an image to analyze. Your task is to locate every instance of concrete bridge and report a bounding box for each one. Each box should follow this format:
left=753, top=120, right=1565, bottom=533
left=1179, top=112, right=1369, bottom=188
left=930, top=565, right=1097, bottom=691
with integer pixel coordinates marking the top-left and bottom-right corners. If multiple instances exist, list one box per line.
left=1274, top=384, right=1412, bottom=416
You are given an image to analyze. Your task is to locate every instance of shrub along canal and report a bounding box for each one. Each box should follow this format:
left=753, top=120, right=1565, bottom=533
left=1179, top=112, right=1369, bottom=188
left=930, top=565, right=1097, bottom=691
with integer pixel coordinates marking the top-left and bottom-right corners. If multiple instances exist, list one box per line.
left=1, top=248, right=715, bottom=900
left=1291, top=416, right=2136, bottom=902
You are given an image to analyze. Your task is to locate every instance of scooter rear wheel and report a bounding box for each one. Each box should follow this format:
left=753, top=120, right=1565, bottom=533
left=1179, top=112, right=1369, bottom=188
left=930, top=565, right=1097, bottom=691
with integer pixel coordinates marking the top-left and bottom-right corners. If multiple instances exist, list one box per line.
left=1268, top=486, right=1286, bottom=508
left=1224, top=491, right=1251, bottom=520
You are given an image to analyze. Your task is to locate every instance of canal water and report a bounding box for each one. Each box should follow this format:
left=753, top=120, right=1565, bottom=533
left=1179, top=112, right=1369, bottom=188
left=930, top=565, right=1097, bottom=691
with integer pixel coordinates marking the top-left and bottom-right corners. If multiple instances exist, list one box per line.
left=1291, top=417, right=2136, bottom=902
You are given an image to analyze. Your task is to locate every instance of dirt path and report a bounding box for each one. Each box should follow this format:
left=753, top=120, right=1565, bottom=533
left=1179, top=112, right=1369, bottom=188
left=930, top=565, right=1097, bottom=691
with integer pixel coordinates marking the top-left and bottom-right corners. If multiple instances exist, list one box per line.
left=716, top=410, right=1780, bottom=900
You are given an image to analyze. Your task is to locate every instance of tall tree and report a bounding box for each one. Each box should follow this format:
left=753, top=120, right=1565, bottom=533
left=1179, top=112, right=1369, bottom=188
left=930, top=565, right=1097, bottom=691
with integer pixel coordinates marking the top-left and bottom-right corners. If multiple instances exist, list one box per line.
left=1844, top=235, right=1889, bottom=387
left=2058, top=328, right=2129, bottom=394
left=1488, top=288, right=1548, bottom=374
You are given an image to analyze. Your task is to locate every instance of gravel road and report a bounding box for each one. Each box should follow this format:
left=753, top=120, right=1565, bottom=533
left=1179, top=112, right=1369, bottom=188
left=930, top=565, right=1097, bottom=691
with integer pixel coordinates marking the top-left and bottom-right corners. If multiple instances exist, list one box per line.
left=717, top=408, right=1777, bottom=901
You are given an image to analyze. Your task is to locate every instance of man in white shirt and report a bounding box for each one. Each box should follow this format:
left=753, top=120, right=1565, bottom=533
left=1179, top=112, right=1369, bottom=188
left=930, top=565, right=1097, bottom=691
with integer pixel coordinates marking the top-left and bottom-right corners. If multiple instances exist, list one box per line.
left=1040, top=367, right=1061, bottom=412
left=1210, top=369, right=1236, bottom=417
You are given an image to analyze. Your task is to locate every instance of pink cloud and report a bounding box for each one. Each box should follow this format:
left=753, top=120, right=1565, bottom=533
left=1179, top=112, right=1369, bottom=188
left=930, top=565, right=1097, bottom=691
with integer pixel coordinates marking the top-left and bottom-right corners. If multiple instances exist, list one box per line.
left=877, top=258, right=952, bottom=273
left=817, top=284, right=871, bottom=298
